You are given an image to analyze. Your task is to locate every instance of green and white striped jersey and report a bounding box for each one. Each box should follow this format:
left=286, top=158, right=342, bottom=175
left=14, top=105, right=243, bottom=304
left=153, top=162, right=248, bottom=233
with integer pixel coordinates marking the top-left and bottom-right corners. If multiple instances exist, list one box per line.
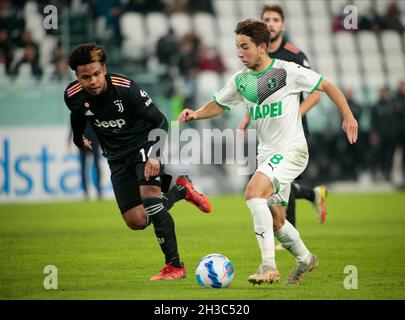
left=214, top=59, right=323, bottom=154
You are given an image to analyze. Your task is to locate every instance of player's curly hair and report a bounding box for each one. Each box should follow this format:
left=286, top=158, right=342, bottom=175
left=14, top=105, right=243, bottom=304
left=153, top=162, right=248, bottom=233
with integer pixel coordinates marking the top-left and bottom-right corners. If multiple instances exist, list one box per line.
left=235, top=19, right=270, bottom=48
left=68, top=43, right=107, bottom=71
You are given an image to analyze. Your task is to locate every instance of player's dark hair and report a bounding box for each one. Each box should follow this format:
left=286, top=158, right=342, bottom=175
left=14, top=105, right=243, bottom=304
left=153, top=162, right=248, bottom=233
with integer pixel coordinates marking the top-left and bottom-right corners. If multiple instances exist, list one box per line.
left=68, top=43, right=107, bottom=71
left=261, top=4, right=285, bottom=21
left=235, top=19, right=270, bottom=48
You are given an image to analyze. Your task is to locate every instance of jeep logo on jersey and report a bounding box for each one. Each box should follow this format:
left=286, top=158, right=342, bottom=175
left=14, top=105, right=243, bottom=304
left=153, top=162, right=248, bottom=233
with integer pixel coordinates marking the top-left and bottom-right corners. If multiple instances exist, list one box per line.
left=114, top=99, right=124, bottom=112
left=249, top=102, right=282, bottom=120
left=94, top=118, right=126, bottom=128
left=268, top=78, right=278, bottom=89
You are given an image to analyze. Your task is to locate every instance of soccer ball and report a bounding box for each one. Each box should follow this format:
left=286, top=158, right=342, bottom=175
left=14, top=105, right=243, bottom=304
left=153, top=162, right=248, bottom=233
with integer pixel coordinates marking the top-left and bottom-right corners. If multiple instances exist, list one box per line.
left=195, top=253, right=234, bottom=288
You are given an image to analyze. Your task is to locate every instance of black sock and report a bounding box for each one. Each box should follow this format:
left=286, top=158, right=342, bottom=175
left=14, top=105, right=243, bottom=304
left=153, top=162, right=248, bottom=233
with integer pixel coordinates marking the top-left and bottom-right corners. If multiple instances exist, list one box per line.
left=286, top=188, right=296, bottom=227
left=292, top=182, right=315, bottom=202
left=143, top=197, right=182, bottom=268
left=161, top=184, right=187, bottom=211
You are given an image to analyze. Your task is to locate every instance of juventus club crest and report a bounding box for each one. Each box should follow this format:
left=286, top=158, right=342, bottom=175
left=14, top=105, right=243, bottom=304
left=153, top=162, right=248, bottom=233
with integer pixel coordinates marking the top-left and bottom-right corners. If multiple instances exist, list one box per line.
left=114, top=99, right=124, bottom=112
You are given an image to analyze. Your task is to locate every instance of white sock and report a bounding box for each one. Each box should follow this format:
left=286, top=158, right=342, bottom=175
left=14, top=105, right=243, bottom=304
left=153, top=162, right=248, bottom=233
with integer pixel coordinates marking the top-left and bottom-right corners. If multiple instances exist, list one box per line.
left=274, top=220, right=311, bottom=264
left=246, top=198, right=276, bottom=269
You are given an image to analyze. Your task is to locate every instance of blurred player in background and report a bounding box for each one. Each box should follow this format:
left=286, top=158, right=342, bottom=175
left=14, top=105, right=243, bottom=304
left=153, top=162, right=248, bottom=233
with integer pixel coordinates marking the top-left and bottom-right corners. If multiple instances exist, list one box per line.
left=179, top=19, right=358, bottom=285
left=64, top=43, right=212, bottom=281
left=238, top=5, right=328, bottom=230
left=68, top=122, right=102, bottom=200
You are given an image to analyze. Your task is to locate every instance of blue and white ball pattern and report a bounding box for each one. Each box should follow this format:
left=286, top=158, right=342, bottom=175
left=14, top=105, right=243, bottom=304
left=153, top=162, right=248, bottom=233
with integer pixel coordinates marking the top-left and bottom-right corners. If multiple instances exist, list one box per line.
left=195, top=254, right=234, bottom=288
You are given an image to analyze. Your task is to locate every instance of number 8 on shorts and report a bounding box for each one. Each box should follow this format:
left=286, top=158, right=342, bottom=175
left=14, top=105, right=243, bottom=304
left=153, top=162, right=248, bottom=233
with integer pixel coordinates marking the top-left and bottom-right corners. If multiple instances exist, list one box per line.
left=268, top=154, right=284, bottom=166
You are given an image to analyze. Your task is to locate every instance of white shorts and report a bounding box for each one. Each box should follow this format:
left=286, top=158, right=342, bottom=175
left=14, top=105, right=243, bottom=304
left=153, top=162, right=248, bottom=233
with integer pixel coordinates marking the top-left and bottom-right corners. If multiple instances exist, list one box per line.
left=256, top=147, right=309, bottom=206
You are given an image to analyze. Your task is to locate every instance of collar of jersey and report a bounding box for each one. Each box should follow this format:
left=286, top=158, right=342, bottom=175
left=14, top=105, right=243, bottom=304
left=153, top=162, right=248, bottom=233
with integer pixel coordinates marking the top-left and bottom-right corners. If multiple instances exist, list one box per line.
left=249, top=59, right=275, bottom=77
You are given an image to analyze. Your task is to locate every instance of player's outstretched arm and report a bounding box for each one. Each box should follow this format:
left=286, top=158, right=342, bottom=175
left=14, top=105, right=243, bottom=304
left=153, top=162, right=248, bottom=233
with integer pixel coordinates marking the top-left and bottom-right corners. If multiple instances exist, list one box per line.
left=178, top=100, right=224, bottom=122
left=300, top=90, right=321, bottom=116
left=317, top=79, right=358, bottom=144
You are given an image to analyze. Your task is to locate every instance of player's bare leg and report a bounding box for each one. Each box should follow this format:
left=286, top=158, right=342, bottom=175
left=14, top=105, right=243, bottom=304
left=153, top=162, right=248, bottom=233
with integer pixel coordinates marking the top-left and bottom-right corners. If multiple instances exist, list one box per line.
left=122, top=205, right=148, bottom=230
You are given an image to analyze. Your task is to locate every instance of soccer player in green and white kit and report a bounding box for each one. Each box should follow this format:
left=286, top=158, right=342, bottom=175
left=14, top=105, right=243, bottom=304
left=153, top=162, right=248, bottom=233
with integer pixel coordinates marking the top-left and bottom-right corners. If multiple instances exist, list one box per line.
left=179, top=19, right=358, bottom=285
left=238, top=5, right=328, bottom=228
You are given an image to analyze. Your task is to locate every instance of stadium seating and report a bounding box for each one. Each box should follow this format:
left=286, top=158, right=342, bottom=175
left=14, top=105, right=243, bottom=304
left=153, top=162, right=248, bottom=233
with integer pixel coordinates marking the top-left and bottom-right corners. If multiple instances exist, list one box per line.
left=311, top=34, right=334, bottom=62
left=334, top=32, right=357, bottom=55
left=289, top=33, right=311, bottom=57
left=26, top=15, right=45, bottom=43
left=352, top=0, right=373, bottom=12
left=39, top=36, right=58, bottom=69
left=309, top=16, right=333, bottom=35
left=314, top=53, right=339, bottom=85
left=193, top=13, right=217, bottom=47
left=286, top=15, right=308, bottom=37
left=307, top=0, right=328, bottom=16
left=284, top=0, right=306, bottom=17
left=120, top=12, right=147, bottom=61
left=9, top=0, right=405, bottom=107
left=329, top=0, right=349, bottom=15
left=358, top=31, right=380, bottom=52
left=237, top=0, right=260, bottom=19
left=218, top=16, right=238, bottom=39
left=381, top=30, right=403, bottom=52
left=375, top=0, right=389, bottom=15
left=212, top=0, right=238, bottom=20
left=169, top=12, right=193, bottom=37
left=145, top=12, right=169, bottom=52
left=384, top=53, right=405, bottom=88
left=23, top=1, right=39, bottom=21
left=196, top=71, right=222, bottom=106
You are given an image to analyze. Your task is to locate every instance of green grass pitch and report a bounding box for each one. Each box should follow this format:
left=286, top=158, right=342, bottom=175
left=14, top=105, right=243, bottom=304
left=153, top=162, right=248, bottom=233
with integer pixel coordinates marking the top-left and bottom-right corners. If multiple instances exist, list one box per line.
left=1, top=192, right=405, bottom=300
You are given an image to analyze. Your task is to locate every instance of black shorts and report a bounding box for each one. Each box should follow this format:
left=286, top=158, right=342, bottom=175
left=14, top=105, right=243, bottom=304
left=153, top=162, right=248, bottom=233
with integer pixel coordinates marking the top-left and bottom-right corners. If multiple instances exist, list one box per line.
left=108, top=152, right=172, bottom=214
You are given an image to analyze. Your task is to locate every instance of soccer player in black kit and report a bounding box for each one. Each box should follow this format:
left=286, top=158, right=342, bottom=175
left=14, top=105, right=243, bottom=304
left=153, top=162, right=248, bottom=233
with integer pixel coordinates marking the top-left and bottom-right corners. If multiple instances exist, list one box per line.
left=238, top=5, right=328, bottom=231
left=64, top=43, right=212, bottom=281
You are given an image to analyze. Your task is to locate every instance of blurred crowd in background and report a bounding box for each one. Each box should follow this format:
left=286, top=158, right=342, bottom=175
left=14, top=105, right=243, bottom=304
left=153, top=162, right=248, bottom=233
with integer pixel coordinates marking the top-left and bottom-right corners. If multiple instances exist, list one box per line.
left=1, top=0, right=405, bottom=188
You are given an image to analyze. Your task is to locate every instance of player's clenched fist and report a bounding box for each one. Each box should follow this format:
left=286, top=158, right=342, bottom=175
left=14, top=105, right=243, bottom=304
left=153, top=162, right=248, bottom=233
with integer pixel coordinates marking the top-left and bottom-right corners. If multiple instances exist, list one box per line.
left=178, top=108, right=197, bottom=122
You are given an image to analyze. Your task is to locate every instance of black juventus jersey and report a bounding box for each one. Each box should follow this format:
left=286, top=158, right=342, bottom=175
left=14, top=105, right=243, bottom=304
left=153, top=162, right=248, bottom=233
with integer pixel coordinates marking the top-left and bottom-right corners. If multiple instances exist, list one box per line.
left=64, top=73, right=168, bottom=161
left=269, top=38, right=312, bottom=137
